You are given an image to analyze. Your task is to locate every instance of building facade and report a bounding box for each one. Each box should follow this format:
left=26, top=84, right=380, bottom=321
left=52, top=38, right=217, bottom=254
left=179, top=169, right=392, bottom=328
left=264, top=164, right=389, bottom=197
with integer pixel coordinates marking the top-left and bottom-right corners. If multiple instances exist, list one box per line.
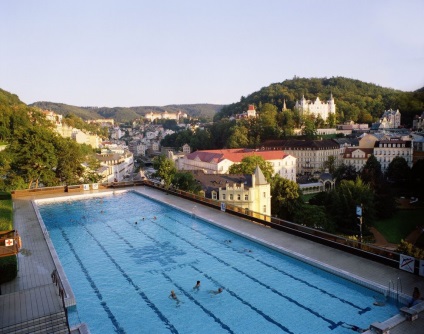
left=295, top=94, right=336, bottom=121
left=343, top=148, right=373, bottom=172
left=193, top=166, right=271, bottom=217
left=177, top=149, right=296, bottom=182
left=373, top=139, right=413, bottom=171
left=261, top=139, right=340, bottom=174
left=379, top=109, right=401, bottom=129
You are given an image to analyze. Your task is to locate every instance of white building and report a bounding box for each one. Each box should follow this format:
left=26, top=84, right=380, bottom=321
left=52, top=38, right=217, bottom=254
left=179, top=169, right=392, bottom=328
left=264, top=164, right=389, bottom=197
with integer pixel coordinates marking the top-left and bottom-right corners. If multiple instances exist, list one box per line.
left=379, top=109, right=401, bottom=129
left=177, top=149, right=296, bottom=182
left=144, top=110, right=188, bottom=122
left=373, top=139, right=413, bottom=172
left=295, top=94, right=336, bottom=121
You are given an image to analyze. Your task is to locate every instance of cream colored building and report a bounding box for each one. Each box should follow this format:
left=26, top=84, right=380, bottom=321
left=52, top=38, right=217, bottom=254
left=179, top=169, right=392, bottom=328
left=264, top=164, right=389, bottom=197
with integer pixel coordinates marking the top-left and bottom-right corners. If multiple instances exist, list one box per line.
left=261, top=139, right=339, bottom=174
left=374, top=139, right=413, bottom=172
left=343, top=148, right=373, bottom=172
left=177, top=149, right=296, bottom=181
left=194, top=166, right=271, bottom=217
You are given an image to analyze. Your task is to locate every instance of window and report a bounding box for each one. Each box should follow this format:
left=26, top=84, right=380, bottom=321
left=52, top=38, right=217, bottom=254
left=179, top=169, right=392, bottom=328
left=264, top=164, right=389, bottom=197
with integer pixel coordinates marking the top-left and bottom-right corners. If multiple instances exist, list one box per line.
left=222, top=194, right=226, bottom=200
left=212, top=192, right=217, bottom=200
left=244, top=194, right=248, bottom=200
left=263, top=205, right=267, bottom=213
left=237, top=194, right=241, bottom=201
left=263, top=192, right=266, bottom=198
left=230, top=194, right=233, bottom=200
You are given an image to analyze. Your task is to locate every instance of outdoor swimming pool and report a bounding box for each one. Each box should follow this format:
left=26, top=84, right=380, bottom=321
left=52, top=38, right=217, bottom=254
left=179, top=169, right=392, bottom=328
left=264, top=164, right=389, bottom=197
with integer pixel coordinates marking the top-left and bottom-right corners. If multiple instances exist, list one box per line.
left=36, top=191, right=401, bottom=333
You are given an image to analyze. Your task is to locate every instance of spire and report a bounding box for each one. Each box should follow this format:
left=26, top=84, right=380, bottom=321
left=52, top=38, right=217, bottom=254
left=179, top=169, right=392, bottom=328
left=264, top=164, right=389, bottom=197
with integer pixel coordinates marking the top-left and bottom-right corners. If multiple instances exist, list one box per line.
left=254, top=166, right=267, bottom=185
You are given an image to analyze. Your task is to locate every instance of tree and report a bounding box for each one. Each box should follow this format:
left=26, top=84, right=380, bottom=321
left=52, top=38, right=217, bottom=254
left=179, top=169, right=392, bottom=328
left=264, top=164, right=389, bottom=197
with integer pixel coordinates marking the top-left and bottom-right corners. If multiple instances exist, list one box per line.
left=270, top=174, right=302, bottom=220
left=361, top=155, right=382, bottom=189
left=172, top=172, right=201, bottom=193
left=228, top=156, right=274, bottom=182
left=8, top=126, right=58, bottom=188
left=293, top=204, right=335, bottom=232
left=324, top=178, right=375, bottom=234
left=323, top=155, right=337, bottom=174
left=386, top=156, right=411, bottom=186
left=54, top=138, right=86, bottom=185
left=301, top=117, right=317, bottom=139
left=411, top=159, right=424, bottom=199
left=152, top=155, right=176, bottom=187
left=333, top=163, right=358, bottom=184
left=226, top=125, right=249, bottom=148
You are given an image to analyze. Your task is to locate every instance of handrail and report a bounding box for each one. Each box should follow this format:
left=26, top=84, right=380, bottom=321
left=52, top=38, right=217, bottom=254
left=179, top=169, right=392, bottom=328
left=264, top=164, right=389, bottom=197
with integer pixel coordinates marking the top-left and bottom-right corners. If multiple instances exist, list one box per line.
left=51, top=269, right=70, bottom=332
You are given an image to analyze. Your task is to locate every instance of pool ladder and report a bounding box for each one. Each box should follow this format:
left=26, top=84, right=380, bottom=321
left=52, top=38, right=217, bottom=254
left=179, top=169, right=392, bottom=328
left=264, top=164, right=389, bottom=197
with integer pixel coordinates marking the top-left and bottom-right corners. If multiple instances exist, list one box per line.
left=387, top=277, right=402, bottom=306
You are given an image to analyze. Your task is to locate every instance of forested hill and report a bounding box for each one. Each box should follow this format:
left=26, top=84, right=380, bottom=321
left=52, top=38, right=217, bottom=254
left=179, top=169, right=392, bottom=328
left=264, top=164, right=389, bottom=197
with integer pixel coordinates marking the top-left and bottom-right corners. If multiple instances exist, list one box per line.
left=215, top=77, right=424, bottom=127
left=30, top=102, right=223, bottom=123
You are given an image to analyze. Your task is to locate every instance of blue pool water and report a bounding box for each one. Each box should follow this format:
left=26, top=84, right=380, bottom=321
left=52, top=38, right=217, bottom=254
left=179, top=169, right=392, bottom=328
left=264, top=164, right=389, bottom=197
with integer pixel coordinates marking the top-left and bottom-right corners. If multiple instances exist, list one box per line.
left=36, top=191, right=400, bottom=334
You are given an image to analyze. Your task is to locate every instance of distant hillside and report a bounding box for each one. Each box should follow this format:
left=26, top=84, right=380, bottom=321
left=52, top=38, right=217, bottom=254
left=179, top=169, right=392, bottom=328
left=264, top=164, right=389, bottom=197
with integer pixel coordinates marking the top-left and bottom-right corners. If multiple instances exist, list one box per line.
left=30, top=102, right=224, bottom=123
left=215, top=77, right=424, bottom=127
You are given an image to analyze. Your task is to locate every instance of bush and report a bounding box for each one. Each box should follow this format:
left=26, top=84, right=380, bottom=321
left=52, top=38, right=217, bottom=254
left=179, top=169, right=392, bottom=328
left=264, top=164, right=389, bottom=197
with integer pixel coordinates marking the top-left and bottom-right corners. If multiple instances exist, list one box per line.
left=0, top=256, right=18, bottom=284
left=0, top=192, right=17, bottom=283
left=396, top=240, right=424, bottom=260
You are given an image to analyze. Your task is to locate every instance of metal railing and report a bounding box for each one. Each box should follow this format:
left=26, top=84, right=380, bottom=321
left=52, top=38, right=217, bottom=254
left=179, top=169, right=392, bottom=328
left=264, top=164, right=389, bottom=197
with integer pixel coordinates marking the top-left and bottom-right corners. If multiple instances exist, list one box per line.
left=51, top=269, right=70, bottom=333
left=141, top=180, right=421, bottom=274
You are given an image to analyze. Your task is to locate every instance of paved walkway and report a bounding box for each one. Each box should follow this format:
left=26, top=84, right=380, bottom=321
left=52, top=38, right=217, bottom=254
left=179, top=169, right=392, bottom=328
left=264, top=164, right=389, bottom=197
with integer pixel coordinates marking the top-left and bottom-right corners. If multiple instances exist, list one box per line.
left=0, top=198, right=69, bottom=333
left=1, top=187, right=424, bottom=334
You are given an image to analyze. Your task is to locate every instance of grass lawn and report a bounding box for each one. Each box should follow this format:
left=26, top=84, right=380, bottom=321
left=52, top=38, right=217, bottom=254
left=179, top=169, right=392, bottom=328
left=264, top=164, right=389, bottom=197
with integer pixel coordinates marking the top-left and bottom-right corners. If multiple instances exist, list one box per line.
left=0, top=192, right=13, bottom=231
left=373, top=208, right=424, bottom=244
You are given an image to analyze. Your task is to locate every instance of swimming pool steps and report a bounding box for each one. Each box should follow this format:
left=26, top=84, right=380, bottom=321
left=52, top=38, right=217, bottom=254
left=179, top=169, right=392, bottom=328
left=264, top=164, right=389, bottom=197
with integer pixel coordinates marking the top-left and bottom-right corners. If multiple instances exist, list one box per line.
left=0, top=311, right=68, bottom=334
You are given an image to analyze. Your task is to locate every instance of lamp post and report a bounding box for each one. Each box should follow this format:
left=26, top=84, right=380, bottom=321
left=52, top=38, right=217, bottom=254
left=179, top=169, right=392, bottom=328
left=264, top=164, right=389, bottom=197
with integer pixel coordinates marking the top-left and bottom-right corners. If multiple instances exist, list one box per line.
left=356, top=204, right=363, bottom=243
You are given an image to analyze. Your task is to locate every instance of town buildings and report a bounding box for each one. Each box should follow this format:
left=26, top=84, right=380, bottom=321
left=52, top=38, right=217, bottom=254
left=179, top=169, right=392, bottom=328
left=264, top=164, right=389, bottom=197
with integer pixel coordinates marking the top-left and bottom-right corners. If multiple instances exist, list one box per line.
left=144, top=110, right=188, bottom=122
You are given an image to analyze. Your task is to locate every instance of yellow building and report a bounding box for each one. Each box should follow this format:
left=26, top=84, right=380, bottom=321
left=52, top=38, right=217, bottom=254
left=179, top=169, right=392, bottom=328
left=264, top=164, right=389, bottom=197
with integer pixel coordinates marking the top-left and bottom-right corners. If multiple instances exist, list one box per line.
left=194, top=166, right=271, bottom=217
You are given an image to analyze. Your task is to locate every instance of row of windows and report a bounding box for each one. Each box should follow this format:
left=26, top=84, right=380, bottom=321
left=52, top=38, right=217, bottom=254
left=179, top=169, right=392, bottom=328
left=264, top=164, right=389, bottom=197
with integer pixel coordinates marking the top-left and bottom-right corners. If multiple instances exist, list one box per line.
left=378, top=143, right=406, bottom=148
left=375, top=150, right=410, bottom=156
left=211, top=192, right=250, bottom=201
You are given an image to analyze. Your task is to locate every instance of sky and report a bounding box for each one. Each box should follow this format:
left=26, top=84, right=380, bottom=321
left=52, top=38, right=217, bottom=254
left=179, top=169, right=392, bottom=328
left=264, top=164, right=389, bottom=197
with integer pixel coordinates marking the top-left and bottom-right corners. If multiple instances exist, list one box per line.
left=1, top=0, right=424, bottom=107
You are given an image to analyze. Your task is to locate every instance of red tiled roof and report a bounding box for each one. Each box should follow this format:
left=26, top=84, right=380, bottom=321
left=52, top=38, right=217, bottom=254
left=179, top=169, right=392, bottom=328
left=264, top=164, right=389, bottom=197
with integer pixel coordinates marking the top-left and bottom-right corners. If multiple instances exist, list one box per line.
left=186, top=149, right=289, bottom=163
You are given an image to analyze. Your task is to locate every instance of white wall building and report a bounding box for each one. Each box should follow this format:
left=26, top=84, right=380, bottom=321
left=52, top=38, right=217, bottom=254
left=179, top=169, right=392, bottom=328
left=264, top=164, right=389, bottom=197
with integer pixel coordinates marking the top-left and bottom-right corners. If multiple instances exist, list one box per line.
left=177, top=149, right=296, bottom=182
left=373, top=139, right=413, bottom=172
left=379, top=109, right=401, bottom=129
left=295, top=94, right=336, bottom=121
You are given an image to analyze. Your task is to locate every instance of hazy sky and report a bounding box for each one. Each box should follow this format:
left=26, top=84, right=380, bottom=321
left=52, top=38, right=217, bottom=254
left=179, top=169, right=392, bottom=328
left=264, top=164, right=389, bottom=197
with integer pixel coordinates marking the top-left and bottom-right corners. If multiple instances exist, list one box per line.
left=1, top=0, right=423, bottom=107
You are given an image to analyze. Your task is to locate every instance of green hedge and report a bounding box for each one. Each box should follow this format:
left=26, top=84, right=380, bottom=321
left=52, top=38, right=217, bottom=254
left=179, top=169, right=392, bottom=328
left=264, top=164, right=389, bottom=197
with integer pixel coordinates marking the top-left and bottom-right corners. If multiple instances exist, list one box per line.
left=0, top=256, right=17, bottom=284
left=0, top=192, right=17, bottom=283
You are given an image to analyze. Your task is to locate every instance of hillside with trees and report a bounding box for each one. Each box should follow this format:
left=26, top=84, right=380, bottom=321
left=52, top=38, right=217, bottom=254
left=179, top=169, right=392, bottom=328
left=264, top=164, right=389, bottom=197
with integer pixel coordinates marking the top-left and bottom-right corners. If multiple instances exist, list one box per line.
left=30, top=102, right=223, bottom=123
left=215, top=77, right=424, bottom=127
left=0, top=88, right=102, bottom=191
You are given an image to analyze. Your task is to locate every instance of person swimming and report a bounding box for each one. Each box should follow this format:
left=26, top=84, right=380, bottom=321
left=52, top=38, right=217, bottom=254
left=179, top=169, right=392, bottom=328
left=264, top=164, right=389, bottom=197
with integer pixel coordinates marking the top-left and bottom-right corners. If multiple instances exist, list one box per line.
left=210, top=287, right=223, bottom=295
left=169, top=290, right=180, bottom=305
left=193, top=280, right=201, bottom=291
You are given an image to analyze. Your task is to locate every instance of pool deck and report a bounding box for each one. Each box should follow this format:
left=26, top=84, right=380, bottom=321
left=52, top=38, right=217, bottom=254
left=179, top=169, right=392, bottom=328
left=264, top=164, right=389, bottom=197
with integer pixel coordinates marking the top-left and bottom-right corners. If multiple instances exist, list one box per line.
left=1, top=186, right=424, bottom=333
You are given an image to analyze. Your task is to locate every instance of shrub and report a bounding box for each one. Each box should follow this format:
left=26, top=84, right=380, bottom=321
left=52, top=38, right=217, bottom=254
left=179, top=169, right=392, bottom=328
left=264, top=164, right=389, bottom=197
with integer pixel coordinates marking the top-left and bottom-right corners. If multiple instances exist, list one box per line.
left=0, top=192, right=17, bottom=283
left=396, top=240, right=424, bottom=259
left=0, top=256, right=18, bottom=284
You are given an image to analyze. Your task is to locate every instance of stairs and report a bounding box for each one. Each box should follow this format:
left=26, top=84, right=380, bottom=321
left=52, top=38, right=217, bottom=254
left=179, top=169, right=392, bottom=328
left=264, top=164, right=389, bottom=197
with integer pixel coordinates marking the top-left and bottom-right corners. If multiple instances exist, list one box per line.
left=0, top=311, right=69, bottom=334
